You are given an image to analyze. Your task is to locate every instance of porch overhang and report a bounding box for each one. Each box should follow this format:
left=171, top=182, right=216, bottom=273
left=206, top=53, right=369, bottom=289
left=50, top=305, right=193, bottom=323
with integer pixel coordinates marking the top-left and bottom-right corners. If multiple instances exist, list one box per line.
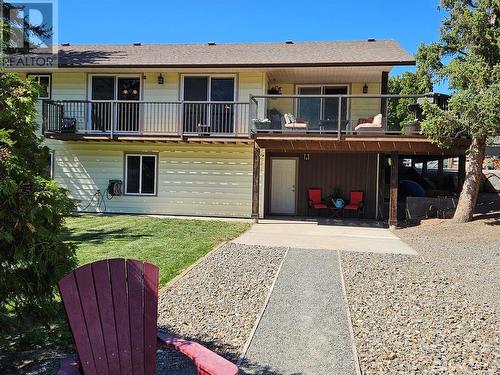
left=44, top=132, right=253, bottom=145
left=254, top=135, right=470, bottom=156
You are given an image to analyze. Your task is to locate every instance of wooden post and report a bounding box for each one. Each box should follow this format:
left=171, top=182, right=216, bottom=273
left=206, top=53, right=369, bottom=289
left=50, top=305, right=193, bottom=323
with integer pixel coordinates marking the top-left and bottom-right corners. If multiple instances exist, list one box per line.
left=389, top=152, right=399, bottom=228
left=437, top=159, right=444, bottom=188
left=458, top=154, right=466, bottom=193
left=380, top=71, right=389, bottom=119
left=422, top=159, right=428, bottom=176
left=251, top=142, right=261, bottom=222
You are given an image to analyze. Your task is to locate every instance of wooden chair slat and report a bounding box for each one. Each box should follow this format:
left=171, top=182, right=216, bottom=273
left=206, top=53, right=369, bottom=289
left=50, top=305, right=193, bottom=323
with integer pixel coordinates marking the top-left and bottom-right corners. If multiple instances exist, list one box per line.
left=60, top=258, right=238, bottom=375
left=143, top=262, right=159, bottom=375
left=58, top=273, right=97, bottom=375
left=92, top=261, right=121, bottom=374
left=127, top=259, right=145, bottom=375
left=109, top=259, right=133, bottom=374
left=74, top=265, right=110, bottom=375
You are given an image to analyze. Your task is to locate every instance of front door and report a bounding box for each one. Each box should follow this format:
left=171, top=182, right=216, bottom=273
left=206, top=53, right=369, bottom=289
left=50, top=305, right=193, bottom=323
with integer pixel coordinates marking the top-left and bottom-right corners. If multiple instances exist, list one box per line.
left=270, top=158, right=297, bottom=215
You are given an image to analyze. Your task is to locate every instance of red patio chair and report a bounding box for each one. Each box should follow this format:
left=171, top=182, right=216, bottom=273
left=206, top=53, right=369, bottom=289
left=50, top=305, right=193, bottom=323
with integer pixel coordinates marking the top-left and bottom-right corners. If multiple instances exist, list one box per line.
left=57, top=258, right=238, bottom=375
left=344, top=191, right=364, bottom=217
left=308, top=188, right=328, bottom=215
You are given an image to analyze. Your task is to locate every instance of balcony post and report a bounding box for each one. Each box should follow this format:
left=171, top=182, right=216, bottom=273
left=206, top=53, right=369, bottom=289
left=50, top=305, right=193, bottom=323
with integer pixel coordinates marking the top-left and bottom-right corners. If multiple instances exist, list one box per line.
left=110, top=101, right=115, bottom=138
left=251, top=141, right=261, bottom=222
left=178, top=102, right=184, bottom=136
left=248, top=95, right=254, bottom=137
left=389, top=152, right=399, bottom=229
left=337, top=97, right=342, bottom=140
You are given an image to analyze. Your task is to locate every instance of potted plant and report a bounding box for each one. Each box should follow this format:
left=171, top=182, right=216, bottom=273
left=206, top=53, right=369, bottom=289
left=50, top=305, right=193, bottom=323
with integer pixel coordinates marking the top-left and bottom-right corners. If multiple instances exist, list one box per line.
left=401, top=119, right=421, bottom=135
left=267, top=86, right=282, bottom=95
left=328, top=186, right=344, bottom=208
left=252, top=118, right=271, bottom=131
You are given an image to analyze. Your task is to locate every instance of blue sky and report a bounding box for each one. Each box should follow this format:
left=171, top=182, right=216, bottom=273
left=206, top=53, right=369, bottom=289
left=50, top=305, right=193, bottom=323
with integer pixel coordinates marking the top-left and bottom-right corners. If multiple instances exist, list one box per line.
left=58, top=0, right=448, bottom=91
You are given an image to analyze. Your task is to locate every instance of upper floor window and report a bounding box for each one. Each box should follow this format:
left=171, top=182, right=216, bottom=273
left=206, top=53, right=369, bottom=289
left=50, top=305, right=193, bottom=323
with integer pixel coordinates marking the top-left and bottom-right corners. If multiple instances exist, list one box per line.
left=28, top=74, right=51, bottom=99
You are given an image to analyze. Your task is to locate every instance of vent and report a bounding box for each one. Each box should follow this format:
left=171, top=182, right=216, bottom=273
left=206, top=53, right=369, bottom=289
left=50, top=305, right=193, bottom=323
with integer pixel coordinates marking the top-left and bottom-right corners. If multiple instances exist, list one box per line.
left=208, top=41, right=216, bottom=46
left=285, top=40, right=294, bottom=44
left=367, top=38, right=376, bottom=42
left=133, top=42, right=142, bottom=46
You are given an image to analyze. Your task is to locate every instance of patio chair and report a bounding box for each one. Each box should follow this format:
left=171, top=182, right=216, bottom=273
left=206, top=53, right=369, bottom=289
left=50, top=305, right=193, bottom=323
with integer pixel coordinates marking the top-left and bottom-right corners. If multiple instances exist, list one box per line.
left=354, top=114, right=384, bottom=134
left=57, top=258, right=238, bottom=375
left=308, top=188, right=328, bottom=215
left=343, top=191, right=364, bottom=217
left=283, top=113, right=308, bottom=131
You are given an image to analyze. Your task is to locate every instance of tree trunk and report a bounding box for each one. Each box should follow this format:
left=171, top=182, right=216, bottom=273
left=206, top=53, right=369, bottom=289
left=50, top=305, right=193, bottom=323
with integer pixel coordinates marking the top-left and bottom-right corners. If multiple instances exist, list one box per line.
left=452, top=135, right=487, bottom=223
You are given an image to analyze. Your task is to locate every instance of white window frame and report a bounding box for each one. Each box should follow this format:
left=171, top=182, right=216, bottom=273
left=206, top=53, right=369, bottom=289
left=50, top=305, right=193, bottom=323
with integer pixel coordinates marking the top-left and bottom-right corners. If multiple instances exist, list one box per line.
left=28, top=74, right=51, bottom=99
left=295, top=84, right=350, bottom=121
left=87, top=74, right=143, bottom=133
left=180, top=74, right=237, bottom=102
left=87, top=74, right=143, bottom=101
left=124, top=154, right=158, bottom=196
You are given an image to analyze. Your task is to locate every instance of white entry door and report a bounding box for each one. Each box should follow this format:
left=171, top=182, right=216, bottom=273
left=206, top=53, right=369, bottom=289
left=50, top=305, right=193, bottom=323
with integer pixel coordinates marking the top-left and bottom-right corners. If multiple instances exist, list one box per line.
left=270, top=158, right=297, bottom=215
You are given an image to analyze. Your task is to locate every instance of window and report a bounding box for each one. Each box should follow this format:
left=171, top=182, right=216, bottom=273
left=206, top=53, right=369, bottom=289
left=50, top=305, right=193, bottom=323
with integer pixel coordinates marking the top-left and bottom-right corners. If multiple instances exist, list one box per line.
left=28, top=74, right=51, bottom=99
left=125, top=154, right=157, bottom=195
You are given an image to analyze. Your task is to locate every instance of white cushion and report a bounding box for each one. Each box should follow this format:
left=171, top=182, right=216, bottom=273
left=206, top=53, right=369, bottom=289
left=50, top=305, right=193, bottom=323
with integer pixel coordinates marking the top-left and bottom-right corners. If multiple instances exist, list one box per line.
left=373, top=114, right=383, bottom=126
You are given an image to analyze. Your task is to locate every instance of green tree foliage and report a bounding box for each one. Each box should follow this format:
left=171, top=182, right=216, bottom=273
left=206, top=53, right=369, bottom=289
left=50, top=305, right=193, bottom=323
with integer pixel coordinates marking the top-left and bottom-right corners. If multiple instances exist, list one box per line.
left=387, top=71, right=430, bottom=129
left=0, top=72, right=76, bottom=319
left=417, top=0, right=499, bottom=222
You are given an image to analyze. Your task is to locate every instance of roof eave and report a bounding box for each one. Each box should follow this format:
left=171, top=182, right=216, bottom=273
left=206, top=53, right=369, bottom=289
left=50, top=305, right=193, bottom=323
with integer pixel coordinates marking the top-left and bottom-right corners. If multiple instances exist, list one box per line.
left=58, top=60, right=416, bottom=69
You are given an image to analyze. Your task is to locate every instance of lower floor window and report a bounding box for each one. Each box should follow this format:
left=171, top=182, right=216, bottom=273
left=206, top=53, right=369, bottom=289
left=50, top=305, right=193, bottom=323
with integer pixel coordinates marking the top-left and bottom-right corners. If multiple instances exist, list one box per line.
left=125, top=154, right=157, bottom=195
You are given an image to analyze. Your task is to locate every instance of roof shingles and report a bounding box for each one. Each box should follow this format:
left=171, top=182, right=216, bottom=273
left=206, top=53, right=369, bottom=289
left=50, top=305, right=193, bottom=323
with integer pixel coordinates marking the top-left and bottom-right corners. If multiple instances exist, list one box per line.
left=55, top=40, right=415, bottom=68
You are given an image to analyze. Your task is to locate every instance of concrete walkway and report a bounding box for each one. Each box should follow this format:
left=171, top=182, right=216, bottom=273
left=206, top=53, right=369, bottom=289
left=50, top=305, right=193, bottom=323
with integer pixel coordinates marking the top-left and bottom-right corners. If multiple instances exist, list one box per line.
left=240, top=248, right=357, bottom=375
left=233, top=219, right=417, bottom=255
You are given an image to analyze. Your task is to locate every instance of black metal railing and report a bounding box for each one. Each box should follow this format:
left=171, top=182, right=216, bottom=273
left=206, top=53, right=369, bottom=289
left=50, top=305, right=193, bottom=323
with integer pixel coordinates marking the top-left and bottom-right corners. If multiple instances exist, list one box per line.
left=249, top=94, right=446, bottom=137
left=42, top=100, right=250, bottom=137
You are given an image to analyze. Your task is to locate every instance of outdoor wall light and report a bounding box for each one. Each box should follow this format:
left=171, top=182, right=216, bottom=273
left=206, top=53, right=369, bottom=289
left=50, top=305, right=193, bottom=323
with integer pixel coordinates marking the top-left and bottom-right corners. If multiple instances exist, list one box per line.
left=304, top=153, right=310, bottom=161
left=363, top=83, right=368, bottom=94
left=158, top=74, right=164, bottom=85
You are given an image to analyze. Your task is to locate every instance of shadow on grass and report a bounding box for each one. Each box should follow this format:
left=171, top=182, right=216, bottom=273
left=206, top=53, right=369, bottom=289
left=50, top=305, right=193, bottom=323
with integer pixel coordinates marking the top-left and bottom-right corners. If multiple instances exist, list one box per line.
left=61, top=227, right=151, bottom=245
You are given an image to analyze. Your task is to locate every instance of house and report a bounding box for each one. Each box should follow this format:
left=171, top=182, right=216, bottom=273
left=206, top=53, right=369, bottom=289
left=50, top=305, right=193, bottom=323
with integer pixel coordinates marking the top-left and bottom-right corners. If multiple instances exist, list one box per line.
left=14, top=40, right=469, bottom=225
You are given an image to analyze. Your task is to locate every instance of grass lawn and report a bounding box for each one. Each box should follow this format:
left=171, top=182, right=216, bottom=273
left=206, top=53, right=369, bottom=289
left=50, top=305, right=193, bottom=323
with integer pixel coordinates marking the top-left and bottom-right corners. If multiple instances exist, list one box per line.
left=0, top=214, right=250, bottom=360
left=67, top=214, right=250, bottom=286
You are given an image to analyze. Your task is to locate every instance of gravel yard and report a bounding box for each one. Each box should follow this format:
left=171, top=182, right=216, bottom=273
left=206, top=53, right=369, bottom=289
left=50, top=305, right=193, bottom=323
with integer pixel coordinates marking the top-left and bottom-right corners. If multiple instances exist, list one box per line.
left=157, top=242, right=287, bottom=372
left=342, top=209, right=500, bottom=373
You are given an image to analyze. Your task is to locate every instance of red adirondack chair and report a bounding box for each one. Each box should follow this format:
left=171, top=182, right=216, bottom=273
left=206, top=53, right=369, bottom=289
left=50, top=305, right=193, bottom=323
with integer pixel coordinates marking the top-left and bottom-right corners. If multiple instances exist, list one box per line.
left=344, top=191, right=364, bottom=217
left=308, top=188, right=328, bottom=215
left=57, top=258, right=238, bottom=375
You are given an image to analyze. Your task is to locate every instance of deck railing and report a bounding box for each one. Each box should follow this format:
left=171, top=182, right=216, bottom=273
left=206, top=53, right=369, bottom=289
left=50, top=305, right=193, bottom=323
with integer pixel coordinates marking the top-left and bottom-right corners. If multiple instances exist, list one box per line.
left=249, top=94, right=446, bottom=138
left=43, top=100, right=251, bottom=137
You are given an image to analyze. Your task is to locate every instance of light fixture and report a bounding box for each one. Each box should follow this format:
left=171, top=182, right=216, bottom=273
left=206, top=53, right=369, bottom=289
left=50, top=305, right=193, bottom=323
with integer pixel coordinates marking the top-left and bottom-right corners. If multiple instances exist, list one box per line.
left=304, top=153, right=310, bottom=161
left=363, top=83, right=368, bottom=94
left=157, top=74, right=164, bottom=85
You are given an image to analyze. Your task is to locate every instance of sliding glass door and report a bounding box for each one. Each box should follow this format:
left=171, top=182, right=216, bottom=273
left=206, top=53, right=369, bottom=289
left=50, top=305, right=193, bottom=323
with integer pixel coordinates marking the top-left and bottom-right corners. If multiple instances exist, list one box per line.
left=90, top=76, right=141, bottom=133
left=297, top=87, right=322, bottom=129
left=296, top=85, right=349, bottom=131
left=323, top=86, right=348, bottom=127
left=91, top=76, right=114, bottom=131
left=183, top=76, right=235, bottom=134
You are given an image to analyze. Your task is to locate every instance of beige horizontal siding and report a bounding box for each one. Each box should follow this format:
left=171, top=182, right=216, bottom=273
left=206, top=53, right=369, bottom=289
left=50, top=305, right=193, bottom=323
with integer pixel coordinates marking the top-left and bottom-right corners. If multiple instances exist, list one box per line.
left=47, top=140, right=257, bottom=217
left=350, top=82, right=382, bottom=124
